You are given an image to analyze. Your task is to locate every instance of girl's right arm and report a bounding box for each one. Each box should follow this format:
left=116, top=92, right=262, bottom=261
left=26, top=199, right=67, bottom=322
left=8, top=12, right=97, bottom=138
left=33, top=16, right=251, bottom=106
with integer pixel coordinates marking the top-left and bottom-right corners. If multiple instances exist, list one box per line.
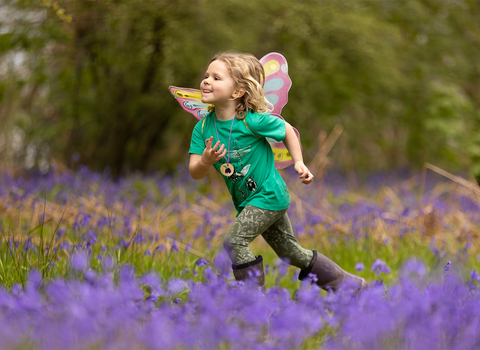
left=189, top=136, right=226, bottom=179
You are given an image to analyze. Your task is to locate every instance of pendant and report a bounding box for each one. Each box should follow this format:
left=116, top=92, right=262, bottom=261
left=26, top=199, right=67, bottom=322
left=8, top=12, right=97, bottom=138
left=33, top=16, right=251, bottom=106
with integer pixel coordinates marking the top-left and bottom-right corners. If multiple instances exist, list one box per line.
left=220, top=163, right=235, bottom=177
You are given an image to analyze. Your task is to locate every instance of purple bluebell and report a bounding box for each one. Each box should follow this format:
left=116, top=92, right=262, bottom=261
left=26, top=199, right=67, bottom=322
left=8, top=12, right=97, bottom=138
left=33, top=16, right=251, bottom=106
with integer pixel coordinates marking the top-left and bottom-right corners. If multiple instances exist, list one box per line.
left=22, top=237, right=36, bottom=253
left=444, top=260, right=452, bottom=272
left=371, top=259, right=391, bottom=276
left=55, top=229, right=66, bottom=241
left=355, top=262, right=365, bottom=271
left=170, top=240, right=179, bottom=253
left=196, top=258, right=209, bottom=267
left=71, top=251, right=88, bottom=271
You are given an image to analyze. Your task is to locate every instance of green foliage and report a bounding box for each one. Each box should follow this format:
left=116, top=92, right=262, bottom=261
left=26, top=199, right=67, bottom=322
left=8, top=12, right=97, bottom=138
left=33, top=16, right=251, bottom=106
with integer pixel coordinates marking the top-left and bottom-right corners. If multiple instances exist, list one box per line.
left=1, top=0, right=480, bottom=175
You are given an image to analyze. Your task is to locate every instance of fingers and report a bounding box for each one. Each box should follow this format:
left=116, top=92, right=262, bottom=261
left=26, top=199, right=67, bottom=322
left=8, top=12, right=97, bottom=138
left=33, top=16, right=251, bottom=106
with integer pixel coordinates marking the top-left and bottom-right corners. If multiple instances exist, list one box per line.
left=204, top=138, right=226, bottom=163
left=210, top=141, right=225, bottom=157
left=205, top=138, right=223, bottom=153
left=205, top=137, right=214, bottom=150
left=215, top=147, right=227, bottom=160
left=295, top=163, right=314, bottom=184
left=302, top=171, right=314, bottom=184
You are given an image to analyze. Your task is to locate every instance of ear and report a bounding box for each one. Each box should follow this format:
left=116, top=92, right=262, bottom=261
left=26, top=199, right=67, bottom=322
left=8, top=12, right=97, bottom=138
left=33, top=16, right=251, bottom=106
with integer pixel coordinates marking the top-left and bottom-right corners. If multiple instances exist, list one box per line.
left=232, top=86, right=246, bottom=99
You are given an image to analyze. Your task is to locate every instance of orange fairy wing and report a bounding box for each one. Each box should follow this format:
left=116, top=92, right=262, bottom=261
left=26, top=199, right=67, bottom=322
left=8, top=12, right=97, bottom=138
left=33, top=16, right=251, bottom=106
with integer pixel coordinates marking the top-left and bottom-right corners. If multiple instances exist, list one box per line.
left=169, top=86, right=212, bottom=121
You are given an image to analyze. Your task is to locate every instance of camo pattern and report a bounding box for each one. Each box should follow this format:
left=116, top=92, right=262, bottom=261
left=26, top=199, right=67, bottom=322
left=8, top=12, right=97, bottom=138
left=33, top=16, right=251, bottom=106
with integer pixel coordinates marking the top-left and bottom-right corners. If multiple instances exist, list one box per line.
left=223, top=205, right=314, bottom=268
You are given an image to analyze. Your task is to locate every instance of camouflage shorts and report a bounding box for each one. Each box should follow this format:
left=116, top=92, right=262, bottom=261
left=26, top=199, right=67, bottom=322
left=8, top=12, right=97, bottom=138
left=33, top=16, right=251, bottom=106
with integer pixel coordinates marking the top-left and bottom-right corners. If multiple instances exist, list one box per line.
left=223, top=205, right=313, bottom=269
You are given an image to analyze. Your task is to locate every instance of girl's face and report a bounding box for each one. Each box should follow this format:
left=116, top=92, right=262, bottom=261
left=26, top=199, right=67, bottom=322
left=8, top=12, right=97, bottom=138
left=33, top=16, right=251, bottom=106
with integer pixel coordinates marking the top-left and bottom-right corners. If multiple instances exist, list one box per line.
left=200, top=60, right=238, bottom=106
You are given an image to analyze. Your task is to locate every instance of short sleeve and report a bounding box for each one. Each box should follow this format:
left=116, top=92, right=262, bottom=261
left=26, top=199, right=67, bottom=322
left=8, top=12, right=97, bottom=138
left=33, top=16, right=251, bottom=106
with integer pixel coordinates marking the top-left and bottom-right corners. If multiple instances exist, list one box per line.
left=189, top=119, right=206, bottom=155
left=247, top=112, right=286, bottom=142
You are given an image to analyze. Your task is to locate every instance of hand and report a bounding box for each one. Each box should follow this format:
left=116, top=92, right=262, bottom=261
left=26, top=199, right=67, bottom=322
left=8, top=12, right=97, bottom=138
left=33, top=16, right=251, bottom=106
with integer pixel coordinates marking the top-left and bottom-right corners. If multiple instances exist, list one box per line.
left=202, top=136, right=226, bottom=166
left=294, top=161, right=314, bottom=185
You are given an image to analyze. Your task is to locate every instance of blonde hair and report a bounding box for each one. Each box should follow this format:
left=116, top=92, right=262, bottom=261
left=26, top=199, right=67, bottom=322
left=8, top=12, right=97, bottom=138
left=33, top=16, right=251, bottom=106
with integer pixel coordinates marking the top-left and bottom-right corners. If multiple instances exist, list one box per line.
left=206, top=52, right=272, bottom=120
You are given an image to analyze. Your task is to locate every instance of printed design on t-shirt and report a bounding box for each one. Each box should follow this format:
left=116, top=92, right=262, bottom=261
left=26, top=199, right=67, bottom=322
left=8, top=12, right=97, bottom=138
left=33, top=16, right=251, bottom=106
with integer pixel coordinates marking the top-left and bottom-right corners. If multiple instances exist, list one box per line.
left=230, top=164, right=251, bottom=183
left=235, top=188, right=245, bottom=200
left=229, top=146, right=250, bottom=165
left=246, top=176, right=257, bottom=192
left=228, top=145, right=257, bottom=200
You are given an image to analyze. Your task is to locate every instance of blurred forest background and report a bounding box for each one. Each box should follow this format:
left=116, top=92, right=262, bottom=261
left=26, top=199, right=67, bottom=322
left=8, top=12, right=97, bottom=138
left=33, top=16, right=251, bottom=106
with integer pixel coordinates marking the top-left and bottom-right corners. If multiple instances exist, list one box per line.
left=1, top=0, right=479, bottom=181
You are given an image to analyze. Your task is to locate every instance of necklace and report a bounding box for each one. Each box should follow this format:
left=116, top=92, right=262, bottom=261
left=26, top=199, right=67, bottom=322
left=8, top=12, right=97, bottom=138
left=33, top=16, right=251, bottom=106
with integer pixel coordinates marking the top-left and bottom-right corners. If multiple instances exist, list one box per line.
left=214, top=114, right=235, bottom=177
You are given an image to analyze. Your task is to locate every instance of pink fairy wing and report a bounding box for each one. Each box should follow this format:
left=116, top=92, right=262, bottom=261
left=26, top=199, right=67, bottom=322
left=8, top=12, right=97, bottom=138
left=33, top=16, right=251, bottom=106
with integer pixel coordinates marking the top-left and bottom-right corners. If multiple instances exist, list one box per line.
left=259, top=54, right=301, bottom=169
left=169, top=86, right=211, bottom=120
left=268, top=113, right=301, bottom=169
left=260, top=52, right=292, bottom=115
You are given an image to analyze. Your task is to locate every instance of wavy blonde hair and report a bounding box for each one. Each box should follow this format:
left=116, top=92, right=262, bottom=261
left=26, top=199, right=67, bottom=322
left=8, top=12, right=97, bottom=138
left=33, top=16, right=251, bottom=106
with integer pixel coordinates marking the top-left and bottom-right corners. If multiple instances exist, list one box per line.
left=206, top=52, right=272, bottom=120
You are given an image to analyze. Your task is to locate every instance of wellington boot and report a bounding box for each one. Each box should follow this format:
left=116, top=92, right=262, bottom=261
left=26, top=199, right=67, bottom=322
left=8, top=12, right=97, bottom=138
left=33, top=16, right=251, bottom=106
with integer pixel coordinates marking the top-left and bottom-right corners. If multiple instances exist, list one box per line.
left=232, top=255, right=265, bottom=290
left=299, top=250, right=367, bottom=292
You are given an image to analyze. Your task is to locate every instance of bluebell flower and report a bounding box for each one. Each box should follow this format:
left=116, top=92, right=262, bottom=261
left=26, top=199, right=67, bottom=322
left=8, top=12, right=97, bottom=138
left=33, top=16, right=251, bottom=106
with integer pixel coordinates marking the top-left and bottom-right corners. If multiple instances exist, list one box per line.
left=168, top=279, right=188, bottom=294
left=71, top=251, right=88, bottom=271
left=55, top=229, right=66, bottom=241
left=196, top=258, right=209, bottom=267
left=102, top=256, right=115, bottom=270
left=23, top=237, right=36, bottom=253
left=472, top=269, right=480, bottom=282
left=133, top=234, right=146, bottom=244
left=371, top=259, right=391, bottom=276
left=11, top=283, right=22, bottom=295
left=469, top=269, right=480, bottom=291
left=59, top=241, right=70, bottom=251
left=154, top=244, right=165, bottom=255
left=278, top=262, right=288, bottom=278
left=71, top=152, right=80, bottom=163
left=27, top=270, right=42, bottom=291
left=80, top=214, right=92, bottom=228
left=400, top=258, right=427, bottom=281
left=120, top=239, right=130, bottom=249
left=444, top=260, right=452, bottom=272
left=355, top=262, right=365, bottom=271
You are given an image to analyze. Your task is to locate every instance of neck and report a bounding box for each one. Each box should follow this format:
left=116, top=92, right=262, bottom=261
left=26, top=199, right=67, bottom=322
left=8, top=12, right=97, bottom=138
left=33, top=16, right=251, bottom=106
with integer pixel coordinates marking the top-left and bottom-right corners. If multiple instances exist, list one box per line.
left=214, top=103, right=237, bottom=121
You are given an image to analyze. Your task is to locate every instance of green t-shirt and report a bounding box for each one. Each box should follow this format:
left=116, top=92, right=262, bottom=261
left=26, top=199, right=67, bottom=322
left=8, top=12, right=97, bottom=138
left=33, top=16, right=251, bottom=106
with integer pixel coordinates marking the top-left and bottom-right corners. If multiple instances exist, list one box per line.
left=189, top=110, right=291, bottom=214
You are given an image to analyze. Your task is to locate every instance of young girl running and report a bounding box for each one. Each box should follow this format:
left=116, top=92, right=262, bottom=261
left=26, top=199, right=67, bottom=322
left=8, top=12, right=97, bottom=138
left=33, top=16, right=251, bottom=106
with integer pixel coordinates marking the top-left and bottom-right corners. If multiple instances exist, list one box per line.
left=188, top=52, right=366, bottom=291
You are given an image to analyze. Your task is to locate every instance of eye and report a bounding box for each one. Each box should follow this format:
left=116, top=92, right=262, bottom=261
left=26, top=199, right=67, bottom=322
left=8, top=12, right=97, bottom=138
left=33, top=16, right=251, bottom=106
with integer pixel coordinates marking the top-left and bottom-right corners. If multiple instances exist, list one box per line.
left=214, top=76, right=220, bottom=80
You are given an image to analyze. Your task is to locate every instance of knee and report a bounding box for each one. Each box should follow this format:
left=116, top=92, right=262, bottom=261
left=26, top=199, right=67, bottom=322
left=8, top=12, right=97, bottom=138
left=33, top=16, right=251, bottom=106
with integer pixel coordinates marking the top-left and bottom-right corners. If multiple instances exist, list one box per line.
left=223, top=235, right=237, bottom=252
left=223, top=235, right=246, bottom=252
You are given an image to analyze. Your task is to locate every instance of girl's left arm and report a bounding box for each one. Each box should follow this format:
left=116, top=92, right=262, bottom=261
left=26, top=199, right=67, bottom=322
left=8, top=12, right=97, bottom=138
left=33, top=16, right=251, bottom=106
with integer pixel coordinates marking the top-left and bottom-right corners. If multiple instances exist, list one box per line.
left=284, top=122, right=314, bottom=185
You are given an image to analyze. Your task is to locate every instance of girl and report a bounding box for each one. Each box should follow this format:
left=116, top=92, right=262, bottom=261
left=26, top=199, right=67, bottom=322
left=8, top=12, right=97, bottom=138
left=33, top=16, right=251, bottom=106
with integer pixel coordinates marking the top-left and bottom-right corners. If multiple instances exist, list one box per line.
left=188, top=52, right=366, bottom=291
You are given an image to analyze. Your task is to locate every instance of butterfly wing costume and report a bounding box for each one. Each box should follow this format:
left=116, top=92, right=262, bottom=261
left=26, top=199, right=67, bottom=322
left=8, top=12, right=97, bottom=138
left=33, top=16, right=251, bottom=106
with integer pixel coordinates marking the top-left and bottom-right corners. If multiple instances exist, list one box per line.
left=169, top=52, right=300, bottom=169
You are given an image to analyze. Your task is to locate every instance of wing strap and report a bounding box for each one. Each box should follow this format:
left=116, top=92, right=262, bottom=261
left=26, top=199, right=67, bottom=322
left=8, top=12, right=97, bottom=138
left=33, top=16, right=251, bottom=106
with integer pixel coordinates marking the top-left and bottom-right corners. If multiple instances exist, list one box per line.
left=243, top=119, right=260, bottom=138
